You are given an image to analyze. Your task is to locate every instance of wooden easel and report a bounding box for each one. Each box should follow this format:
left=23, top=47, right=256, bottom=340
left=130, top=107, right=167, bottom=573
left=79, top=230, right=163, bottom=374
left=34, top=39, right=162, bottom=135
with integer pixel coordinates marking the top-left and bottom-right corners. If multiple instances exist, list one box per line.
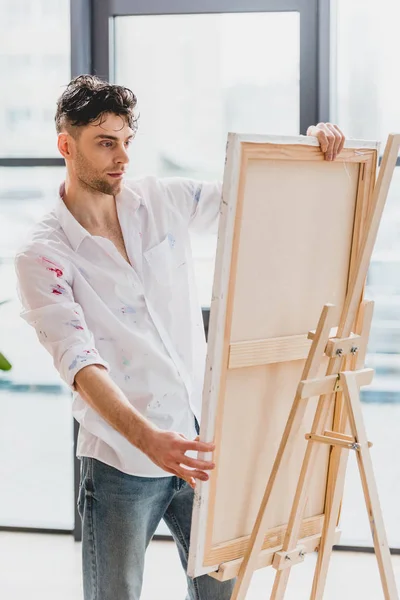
left=228, top=134, right=400, bottom=600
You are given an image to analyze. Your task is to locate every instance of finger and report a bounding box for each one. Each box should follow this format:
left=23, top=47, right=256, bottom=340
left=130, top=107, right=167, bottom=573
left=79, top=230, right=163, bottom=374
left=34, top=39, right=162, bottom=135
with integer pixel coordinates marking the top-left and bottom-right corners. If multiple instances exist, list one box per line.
left=168, top=467, right=197, bottom=489
left=313, top=123, right=329, bottom=154
left=316, top=131, right=329, bottom=154
left=326, top=123, right=342, bottom=160
left=332, top=124, right=346, bottom=155
left=179, top=439, right=216, bottom=453
left=317, top=123, right=335, bottom=160
left=177, top=466, right=210, bottom=482
left=306, top=125, right=317, bottom=138
left=180, top=456, right=215, bottom=470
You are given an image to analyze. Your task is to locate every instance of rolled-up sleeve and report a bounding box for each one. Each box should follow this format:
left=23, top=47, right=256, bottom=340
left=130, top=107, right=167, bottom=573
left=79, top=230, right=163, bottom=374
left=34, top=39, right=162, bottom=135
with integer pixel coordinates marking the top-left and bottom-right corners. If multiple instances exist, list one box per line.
left=15, top=249, right=110, bottom=391
left=161, top=177, right=222, bottom=235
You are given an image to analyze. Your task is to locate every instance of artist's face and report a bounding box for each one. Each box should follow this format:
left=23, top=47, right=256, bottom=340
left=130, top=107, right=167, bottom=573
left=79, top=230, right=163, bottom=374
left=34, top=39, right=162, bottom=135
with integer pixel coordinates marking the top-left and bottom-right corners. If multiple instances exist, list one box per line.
left=67, top=113, right=134, bottom=195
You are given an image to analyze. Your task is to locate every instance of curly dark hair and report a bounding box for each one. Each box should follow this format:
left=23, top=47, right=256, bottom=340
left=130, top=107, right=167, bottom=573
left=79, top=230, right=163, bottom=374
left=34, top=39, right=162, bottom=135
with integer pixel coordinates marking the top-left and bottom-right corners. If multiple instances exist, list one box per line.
left=55, top=74, right=138, bottom=135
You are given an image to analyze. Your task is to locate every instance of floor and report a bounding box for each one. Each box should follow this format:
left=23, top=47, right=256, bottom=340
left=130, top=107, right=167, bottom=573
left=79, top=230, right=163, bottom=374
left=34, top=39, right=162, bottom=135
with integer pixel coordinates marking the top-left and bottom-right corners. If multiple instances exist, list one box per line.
left=0, top=531, right=400, bottom=600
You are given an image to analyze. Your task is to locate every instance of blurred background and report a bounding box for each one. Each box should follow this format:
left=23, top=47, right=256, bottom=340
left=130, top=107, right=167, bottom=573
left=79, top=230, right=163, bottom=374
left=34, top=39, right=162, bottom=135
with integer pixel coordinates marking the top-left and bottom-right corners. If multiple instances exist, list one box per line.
left=1, top=0, right=400, bottom=597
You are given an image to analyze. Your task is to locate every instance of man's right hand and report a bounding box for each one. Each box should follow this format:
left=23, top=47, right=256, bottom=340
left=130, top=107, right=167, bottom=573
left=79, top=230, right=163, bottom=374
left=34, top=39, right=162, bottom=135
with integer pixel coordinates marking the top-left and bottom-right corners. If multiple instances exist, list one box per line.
left=143, top=428, right=216, bottom=489
left=73, top=366, right=215, bottom=488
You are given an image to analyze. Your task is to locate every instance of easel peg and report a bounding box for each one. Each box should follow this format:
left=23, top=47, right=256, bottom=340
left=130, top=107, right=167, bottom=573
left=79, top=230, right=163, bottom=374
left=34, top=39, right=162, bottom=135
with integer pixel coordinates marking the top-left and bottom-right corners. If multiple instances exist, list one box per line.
left=305, top=433, right=373, bottom=450
left=272, top=545, right=307, bottom=571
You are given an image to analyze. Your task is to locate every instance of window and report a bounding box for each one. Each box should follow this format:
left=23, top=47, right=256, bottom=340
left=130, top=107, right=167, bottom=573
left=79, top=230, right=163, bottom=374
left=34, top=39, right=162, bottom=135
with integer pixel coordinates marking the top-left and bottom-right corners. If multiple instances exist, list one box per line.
left=115, top=11, right=301, bottom=306
left=115, top=12, right=300, bottom=181
left=333, top=0, right=400, bottom=549
left=0, top=0, right=72, bottom=532
left=0, top=0, right=70, bottom=157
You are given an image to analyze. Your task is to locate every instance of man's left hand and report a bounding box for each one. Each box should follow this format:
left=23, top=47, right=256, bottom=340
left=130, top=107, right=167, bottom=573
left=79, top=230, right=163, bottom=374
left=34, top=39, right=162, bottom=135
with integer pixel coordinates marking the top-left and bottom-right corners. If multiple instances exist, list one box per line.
left=307, top=123, right=346, bottom=161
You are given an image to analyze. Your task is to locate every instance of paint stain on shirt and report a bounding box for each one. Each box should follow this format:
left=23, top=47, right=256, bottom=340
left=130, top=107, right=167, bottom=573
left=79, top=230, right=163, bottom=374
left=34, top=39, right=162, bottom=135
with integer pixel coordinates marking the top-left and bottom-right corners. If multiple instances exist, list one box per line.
left=167, top=233, right=176, bottom=249
left=67, top=319, right=84, bottom=331
left=90, top=348, right=98, bottom=355
left=39, top=256, right=64, bottom=278
left=147, top=398, right=162, bottom=410
left=121, top=305, right=136, bottom=314
left=68, top=357, right=78, bottom=371
left=68, top=349, right=98, bottom=371
left=193, top=184, right=202, bottom=204
left=68, top=355, right=88, bottom=370
left=51, top=284, right=66, bottom=295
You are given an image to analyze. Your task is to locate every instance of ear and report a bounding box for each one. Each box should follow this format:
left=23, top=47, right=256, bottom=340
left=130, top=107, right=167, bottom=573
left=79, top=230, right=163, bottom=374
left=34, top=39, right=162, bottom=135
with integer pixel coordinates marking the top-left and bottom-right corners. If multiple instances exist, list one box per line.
left=57, top=132, right=74, bottom=160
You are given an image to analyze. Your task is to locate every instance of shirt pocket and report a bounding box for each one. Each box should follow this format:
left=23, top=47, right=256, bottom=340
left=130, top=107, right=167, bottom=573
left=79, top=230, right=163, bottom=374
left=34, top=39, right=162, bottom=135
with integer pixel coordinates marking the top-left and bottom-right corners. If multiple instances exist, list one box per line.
left=143, top=234, right=187, bottom=287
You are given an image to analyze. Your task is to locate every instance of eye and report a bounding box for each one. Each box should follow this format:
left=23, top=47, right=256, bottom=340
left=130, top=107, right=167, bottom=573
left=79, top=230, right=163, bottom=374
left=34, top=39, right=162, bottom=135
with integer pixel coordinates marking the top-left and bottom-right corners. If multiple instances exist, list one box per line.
left=125, top=140, right=132, bottom=148
left=100, top=141, right=113, bottom=148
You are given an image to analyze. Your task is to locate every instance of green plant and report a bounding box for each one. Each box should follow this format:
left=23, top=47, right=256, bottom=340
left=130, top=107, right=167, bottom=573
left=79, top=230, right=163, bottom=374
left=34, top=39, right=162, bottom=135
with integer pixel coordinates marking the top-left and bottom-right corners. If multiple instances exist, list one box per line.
left=0, top=352, right=12, bottom=371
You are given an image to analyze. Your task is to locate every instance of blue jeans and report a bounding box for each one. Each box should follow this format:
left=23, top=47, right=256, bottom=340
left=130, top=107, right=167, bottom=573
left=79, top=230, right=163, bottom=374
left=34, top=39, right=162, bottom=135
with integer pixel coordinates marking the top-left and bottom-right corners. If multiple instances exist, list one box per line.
left=78, top=457, right=235, bottom=600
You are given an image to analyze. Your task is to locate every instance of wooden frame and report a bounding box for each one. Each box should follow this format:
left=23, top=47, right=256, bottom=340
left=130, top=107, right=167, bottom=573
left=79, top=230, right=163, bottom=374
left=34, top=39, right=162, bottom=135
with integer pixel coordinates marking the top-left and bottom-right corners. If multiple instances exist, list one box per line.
left=188, top=134, right=379, bottom=578
left=188, top=133, right=400, bottom=600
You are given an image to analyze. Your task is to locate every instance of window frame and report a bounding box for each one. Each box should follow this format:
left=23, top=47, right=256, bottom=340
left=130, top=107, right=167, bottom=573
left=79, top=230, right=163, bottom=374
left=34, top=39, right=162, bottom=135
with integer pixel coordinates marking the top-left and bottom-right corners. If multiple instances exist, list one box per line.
left=14, top=0, right=398, bottom=557
left=75, top=0, right=333, bottom=544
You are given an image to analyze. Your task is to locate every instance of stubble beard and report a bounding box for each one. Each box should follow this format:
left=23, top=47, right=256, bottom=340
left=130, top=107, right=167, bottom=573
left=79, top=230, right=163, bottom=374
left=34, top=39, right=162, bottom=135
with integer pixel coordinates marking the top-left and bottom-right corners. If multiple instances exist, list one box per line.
left=76, top=152, right=122, bottom=197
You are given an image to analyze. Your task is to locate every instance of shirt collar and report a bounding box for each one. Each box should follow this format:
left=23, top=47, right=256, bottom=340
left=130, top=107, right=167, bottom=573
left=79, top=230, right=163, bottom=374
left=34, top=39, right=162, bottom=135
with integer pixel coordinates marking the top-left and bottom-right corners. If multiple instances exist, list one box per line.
left=55, top=181, right=143, bottom=252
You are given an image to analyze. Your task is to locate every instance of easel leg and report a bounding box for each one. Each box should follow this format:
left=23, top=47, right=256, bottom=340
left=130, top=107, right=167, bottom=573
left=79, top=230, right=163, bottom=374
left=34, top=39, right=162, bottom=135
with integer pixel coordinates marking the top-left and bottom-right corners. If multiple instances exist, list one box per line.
left=311, top=301, right=375, bottom=598
left=323, top=302, right=372, bottom=523
left=310, top=438, right=349, bottom=599
left=341, top=371, right=399, bottom=600
left=270, top=389, right=338, bottom=600
left=231, top=304, right=337, bottom=600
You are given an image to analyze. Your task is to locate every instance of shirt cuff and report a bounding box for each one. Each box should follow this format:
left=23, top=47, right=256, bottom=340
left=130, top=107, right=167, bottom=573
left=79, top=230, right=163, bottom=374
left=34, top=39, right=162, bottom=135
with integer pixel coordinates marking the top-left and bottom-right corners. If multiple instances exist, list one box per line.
left=59, top=346, right=111, bottom=391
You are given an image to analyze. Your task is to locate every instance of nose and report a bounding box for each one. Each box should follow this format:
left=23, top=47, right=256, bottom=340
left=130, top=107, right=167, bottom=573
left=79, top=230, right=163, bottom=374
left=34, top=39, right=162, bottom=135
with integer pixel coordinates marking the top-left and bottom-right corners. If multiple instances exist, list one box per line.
left=116, top=143, right=130, bottom=166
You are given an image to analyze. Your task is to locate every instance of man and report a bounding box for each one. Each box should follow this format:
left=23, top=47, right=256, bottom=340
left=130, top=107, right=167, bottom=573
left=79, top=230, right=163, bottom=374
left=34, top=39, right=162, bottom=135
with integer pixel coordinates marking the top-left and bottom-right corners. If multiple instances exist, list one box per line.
left=15, top=75, right=345, bottom=600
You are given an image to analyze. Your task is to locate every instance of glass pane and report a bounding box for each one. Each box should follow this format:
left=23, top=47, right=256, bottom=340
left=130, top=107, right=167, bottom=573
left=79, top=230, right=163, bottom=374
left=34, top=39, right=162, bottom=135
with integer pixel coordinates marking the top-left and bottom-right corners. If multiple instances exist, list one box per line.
left=335, top=0, right=400, bottom=143
left=0, top=0, right=70, bottom=157
left=338, top=168, right=400, bottom=548
left=115, top=12, right=300, bottom=305
left=0, top=167, right=74, bottom=529
left=0, top=167, right=65, bottom=261
left=0, top=387, right=74, bottom=529
left=115, top=13, right=300, bottom=181
left=335, top=2, right=400, bottom=547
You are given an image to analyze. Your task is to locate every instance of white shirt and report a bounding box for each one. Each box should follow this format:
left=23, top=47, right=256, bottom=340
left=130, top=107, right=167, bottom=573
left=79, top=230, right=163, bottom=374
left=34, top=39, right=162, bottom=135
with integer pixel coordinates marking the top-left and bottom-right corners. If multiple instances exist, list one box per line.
left=15, top=176, right=221, bottom=477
